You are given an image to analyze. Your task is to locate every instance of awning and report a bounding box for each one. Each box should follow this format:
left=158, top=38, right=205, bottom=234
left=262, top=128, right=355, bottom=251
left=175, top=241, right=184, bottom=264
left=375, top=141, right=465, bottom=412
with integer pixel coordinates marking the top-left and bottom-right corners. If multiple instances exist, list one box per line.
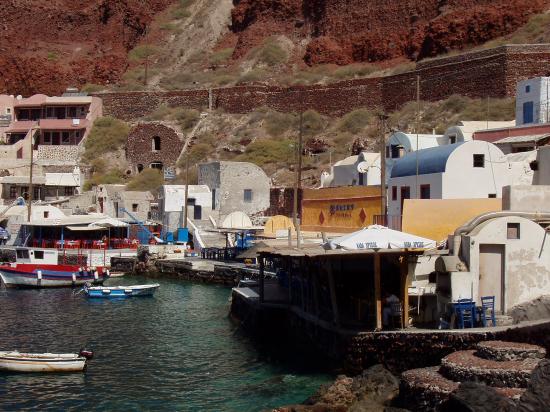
left=66, top=226, right=107, bottom=231
left=324, top=225, right=437, bottom=250
left=88, top=217, right=129, bottom=228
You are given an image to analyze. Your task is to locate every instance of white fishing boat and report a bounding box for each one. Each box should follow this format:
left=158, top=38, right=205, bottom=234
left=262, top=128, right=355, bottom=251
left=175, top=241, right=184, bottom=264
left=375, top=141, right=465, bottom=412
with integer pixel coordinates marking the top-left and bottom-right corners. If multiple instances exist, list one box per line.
left=83, top=283, right=160, bottom=298
left=0, top=350, right=93, bottom=373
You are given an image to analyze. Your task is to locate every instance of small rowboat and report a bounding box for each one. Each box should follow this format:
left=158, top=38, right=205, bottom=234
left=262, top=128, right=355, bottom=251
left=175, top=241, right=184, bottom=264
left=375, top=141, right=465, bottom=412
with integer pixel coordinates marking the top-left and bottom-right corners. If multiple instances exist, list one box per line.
left=83, top=283, right=160, bottom=298
left=0, top=350, right=93, bottom=373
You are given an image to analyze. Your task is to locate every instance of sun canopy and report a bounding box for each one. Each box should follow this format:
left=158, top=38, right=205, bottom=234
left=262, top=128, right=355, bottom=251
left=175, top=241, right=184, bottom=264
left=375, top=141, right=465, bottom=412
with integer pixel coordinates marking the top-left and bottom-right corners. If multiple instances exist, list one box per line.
left=88, top=217, right=129, bottom=228
left=324, top=225, right=436, bottom=251
left=67, top=225, right=108, bottom=232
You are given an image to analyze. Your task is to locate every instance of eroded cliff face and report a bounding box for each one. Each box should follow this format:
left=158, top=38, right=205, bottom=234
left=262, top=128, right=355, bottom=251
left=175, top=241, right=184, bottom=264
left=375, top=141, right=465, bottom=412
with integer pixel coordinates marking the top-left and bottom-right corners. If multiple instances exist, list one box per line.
left=229, top=0, right=549, bottom=65
left=0, top=0, right=173, bottom=95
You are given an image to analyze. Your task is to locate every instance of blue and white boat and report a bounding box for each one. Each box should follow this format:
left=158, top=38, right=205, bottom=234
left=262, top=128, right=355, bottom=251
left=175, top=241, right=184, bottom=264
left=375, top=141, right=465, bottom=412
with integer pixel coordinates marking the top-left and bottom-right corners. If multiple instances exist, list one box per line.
left=82, top=283, right=159, bottom=298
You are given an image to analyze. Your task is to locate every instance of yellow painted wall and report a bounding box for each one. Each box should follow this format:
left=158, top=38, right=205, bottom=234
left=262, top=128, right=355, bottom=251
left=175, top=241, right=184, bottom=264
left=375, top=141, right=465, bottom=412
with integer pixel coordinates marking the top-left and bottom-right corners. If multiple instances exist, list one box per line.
left=402, top=198, right=502, bottom=241
left=301, top=186, right=382, bottom=233
left=263, top=215, right=295, bottom=237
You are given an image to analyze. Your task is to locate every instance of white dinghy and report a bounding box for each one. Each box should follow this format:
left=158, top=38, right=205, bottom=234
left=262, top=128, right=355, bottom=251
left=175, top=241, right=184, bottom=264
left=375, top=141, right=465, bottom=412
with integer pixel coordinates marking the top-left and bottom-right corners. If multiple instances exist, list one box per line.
left=0, top=350, right=93, bottom=373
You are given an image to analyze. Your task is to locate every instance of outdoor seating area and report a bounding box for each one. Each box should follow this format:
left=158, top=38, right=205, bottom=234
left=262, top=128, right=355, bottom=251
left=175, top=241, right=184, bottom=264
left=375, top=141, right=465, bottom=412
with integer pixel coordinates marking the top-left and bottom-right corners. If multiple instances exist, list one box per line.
left=31, top=238, right=140, bottom=250
left=448, top=296, right=497, bottom=329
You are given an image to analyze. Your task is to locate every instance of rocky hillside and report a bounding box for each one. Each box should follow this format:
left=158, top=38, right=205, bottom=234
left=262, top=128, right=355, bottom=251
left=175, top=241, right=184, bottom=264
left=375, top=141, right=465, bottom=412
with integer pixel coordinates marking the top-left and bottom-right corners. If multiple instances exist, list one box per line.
left=225, top=0, right=549, bottom=65
left=0, top=0, right=175, bottom=95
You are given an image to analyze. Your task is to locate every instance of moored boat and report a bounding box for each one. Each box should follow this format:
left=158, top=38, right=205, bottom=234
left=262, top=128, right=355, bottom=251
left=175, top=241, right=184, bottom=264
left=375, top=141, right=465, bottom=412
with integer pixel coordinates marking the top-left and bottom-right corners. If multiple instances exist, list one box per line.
left=0, top=247, right=108, bottom=288
left=0, top=350, right=93, bottom=373
left=82, top=283, right=160, bottom=298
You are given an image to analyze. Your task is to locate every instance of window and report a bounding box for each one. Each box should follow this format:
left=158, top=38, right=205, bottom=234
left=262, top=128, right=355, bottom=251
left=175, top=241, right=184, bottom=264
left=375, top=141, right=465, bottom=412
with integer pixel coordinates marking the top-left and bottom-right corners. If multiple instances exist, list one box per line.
left=244, top=189, right=253, bottom=202
left=16, top=148, right=23, bottom=159
left=64, top=187, right=74, bottom=196
left=449, top=135, right=457, bottom=144
left=33, top=250, right=44, bottom=259
left=391, top=145, right=404, bottom=159
left=33, top=187, right=40, bottom=200
left=391, top=186, right=397, bottom=201
left=43, top=132, right=51, bottom=144
left=507, top=223, right=520, bottom=239
left=43, top=211, right=49, bottom=219
left=46, top=107, right=54, bottom=118
left=150, top=162, right=163, bottom=171
left=212, top=189, right=216, bottom=210
left=16, top=249, right=29, bottom=259
left=525, top=85, right=531, bottom=93
left=9, top=186, right=17, bottom=198
left=62, top=132, right=70, bottom=145
left=132, top=203, right=139, bottom=212
left=68, top=107, right=77, bottom=118
left=385, top=146, right=390, bottom=158
left=473, top=154, right=485, bottom=168
left=420, top=184, right=431, bottom=199
left=400, top=186, right=410, bottom=213
left=152, top=136, right=161, bottom=151
left=114, top=202, right=119, bottom=218
left=488, top=193, right=497, bottom=198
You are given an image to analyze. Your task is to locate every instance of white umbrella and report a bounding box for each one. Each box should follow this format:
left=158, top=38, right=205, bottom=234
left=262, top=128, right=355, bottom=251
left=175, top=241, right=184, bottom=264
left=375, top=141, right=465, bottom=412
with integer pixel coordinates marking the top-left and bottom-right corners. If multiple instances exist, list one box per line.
left=324, top=225, right=436, bottom=250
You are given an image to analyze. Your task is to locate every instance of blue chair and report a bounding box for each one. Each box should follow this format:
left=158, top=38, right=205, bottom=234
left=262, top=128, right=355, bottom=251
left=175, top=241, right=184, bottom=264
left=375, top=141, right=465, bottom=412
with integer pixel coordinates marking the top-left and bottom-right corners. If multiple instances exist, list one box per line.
left=454, top=299, right=475, bottom=328
left=480, top=296, right=497, bottom=327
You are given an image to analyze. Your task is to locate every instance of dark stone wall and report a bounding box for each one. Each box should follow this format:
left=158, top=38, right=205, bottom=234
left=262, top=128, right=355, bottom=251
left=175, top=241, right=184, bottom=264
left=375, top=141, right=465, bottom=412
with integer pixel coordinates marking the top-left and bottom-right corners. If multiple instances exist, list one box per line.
left=98, top=45, right=550, bottom=120
left=126, top=122, right=184, bottom=171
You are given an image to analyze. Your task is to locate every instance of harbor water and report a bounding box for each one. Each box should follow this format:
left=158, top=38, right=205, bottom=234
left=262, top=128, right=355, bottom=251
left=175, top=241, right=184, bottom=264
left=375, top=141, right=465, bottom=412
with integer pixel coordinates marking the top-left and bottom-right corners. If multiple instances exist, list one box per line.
left=0, top=277, right=332, bottom=411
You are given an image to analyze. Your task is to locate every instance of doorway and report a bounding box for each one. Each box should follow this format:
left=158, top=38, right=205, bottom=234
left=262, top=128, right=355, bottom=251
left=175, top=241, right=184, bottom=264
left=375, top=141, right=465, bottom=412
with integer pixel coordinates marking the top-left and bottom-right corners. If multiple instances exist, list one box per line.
left=479, top=244, right=505, bottom=314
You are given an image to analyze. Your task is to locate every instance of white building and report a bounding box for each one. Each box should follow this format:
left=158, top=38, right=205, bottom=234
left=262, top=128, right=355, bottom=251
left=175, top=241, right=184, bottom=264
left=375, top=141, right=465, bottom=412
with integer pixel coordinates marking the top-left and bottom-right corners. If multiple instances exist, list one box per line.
left=516, top=77, right=550, bottom=125
left=443, top=120, right=515, bottom=144
left=159, top=185, right=213, bottom=233
left=388, top=140, right=509, bottom=216
left=320, top=152, right=381, bottom=188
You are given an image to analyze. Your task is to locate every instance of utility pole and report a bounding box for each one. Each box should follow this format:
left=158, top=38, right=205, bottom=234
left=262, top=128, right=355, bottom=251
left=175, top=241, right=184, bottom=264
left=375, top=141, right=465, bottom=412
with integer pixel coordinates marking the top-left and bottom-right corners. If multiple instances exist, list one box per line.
left=183, top=156, right=189, bottom=229
left=293, top=112, right=303, bottom=249
left=415, top=75, right=420, bottom=199
left=378, top=113, right=388, bottom=222
left=27, top=125, right=37, bottom=222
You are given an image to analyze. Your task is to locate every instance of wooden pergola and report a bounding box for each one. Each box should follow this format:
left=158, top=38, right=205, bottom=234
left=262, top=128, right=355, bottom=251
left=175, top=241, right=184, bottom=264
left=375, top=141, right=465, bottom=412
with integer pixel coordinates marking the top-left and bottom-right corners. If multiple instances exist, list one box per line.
left=257, top=246, right=425, bottom=329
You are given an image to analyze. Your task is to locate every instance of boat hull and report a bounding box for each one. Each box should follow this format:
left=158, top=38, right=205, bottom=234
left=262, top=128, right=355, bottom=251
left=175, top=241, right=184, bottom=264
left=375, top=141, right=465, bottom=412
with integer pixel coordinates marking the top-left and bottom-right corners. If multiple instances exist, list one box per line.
left=0, top=264, right=107, bottom=288
left=0, top=353, right=86, bottom=373
left=85, top=284, right=159, bottom=298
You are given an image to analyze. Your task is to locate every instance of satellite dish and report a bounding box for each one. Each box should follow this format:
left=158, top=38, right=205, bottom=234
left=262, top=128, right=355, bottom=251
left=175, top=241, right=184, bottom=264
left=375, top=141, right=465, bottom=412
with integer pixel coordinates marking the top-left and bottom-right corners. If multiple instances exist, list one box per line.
left=357, top=161, right=370, bottom=173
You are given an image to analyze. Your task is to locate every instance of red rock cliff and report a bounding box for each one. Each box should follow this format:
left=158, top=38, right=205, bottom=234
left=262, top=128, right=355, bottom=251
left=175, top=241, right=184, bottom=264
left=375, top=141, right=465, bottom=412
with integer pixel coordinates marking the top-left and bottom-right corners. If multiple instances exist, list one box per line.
left=0, top=0, right=174, bottom=95
left=229, top=0, right=549, bottom=64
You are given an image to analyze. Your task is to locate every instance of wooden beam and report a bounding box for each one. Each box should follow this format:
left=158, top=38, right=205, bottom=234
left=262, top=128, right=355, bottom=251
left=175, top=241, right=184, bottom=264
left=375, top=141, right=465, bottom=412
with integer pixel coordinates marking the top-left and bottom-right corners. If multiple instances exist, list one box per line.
left=259, top=257, right=265, bottom=304
left=327, top=259, right=340, bottom=326
left=401, top=255, right=410, bottom=328
left=374, top=252, right=382, bottom=330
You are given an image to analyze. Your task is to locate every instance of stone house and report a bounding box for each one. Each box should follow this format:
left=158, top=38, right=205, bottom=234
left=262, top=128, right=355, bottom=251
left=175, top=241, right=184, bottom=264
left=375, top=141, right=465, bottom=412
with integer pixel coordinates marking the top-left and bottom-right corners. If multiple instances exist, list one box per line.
left=126, top=122, right=184, bottom=175
left=198, top=161, right=270, bottom=225
left=95, top=184, right=153, bottom=222
left=320, top=152, right=381, bottom=188
left=158, top=185, right=213, bottom=233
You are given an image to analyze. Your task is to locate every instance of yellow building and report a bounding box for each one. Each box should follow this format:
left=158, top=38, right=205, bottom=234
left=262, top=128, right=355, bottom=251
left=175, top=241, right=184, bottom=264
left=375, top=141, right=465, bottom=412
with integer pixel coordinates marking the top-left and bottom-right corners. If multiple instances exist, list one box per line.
left=301, top=186, right=382, bottom=233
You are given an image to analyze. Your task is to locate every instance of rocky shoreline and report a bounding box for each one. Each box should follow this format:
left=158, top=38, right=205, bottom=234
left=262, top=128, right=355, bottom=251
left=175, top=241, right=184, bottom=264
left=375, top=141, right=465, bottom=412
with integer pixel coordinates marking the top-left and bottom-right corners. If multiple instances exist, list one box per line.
left=274, top=341, right=550, bottom=412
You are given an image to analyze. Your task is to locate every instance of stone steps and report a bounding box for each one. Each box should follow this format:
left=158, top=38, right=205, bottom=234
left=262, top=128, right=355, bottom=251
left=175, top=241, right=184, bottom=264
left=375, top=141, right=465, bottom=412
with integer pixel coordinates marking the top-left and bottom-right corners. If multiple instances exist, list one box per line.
left=477, top=340, right=546, bottom=361
left=399, top=340, right=546, bottom=409
left=440, top=349, right=540, bottom=388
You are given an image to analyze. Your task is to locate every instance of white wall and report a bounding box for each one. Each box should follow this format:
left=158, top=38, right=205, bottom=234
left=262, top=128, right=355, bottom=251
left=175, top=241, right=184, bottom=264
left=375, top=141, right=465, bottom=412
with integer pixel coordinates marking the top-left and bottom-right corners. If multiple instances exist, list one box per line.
left=442, top=140, right=509, bottom=198
left=516, top=77, right=550, bottom=125
left=462, top=216, right=550, bottom=312
left=322, top=152, right=381, bottom=187
left=534, top=146, right=550, bottom=185
left=387, top=173, right=443, bottom=216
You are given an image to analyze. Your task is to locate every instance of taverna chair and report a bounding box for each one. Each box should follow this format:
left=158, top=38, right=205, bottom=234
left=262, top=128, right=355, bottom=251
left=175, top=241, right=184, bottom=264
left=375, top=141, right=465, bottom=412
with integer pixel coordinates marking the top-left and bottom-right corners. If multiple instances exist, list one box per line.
left=390, top=302, right=404, bottom=329
left=454, top=299, right=475, bottom=328
left=479, top=296, right=497, bottom=327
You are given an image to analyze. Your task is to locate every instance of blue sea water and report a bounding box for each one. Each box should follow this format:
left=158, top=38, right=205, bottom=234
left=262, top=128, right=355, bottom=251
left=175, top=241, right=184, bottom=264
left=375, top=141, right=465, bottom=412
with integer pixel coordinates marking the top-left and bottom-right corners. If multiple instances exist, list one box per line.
left=0, top=277, right=332, bottom=411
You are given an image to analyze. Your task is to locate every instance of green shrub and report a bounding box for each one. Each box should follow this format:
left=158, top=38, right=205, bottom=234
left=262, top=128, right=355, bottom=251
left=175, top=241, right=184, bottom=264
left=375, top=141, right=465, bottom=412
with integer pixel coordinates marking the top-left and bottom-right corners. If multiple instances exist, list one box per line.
left=179, top=143, right=211, bottom=167
left=257, top=38, right=288, bottom=66
left=264, top=111, right=296, bottom=137
left=80, top=83, right=105, bottom=93
left=236, top=139, right=294, bottom=166
left=84, top=160, right=125, bottom=190
left=238, top=68, right=268, bottom=84
left=126, top=168, right=164, bottom=191
left=301, top=110, right=324, bottom=136
left=82, top=117, right=130, bottom=162
left=175, top=109, right=200, bottom=131
left=338, top=109, right=372, bottom=134
left=210, top=48, right=234, bottom=66
left=128, top=45, right=158, bottom=62
left=160, top=72, right=195, bottom=90
left=47, top=51, right=58, bottom=61
left=333, top=63, right=380, bottom=79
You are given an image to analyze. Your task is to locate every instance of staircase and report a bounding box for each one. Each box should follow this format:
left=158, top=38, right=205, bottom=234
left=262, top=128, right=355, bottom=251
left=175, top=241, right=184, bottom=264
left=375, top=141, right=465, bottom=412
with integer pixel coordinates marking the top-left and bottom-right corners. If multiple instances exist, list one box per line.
left=400, top=340, right=547, bottom=410
left=188, top=218, right=227, bottom=249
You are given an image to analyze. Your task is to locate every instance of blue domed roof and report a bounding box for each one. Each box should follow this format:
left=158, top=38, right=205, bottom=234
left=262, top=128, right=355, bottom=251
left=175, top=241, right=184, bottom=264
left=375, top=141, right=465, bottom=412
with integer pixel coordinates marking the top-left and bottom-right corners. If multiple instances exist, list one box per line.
left=391, top=142, right=464, bottom=178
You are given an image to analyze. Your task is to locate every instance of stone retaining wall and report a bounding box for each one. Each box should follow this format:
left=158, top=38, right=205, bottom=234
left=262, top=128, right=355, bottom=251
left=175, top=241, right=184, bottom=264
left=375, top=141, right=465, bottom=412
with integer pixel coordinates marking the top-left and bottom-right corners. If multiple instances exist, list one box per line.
left=98, top=45, right=550, bottom=120
left=37, top=145, right=81, bottom=162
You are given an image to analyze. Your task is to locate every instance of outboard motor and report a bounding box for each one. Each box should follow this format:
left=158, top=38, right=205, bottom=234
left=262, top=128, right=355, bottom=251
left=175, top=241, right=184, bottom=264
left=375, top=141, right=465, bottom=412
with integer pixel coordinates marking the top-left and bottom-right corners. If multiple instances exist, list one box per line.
left=79, top=349, right=94, bottom=360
